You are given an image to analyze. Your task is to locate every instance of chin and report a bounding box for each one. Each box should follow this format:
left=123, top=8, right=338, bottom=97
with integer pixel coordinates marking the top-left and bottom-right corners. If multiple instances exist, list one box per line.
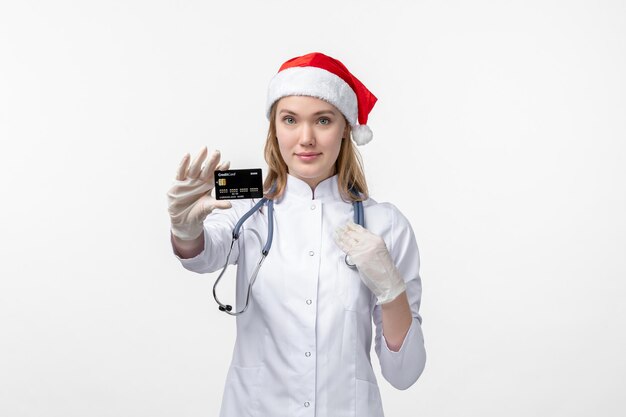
left=295, top=167, right=325, bottom=178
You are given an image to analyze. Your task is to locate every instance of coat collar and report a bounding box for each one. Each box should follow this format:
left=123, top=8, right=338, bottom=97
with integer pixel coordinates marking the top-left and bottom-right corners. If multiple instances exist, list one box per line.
left=278, top=174, right=343, bottom=204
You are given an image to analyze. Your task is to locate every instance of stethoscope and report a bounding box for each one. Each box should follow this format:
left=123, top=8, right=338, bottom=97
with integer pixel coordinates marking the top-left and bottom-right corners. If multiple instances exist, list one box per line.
left=212, top=194, right=365, bottom=316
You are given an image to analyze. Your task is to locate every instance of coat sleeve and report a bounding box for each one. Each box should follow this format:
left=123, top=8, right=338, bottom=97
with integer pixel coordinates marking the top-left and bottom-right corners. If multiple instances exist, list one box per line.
left=172, top=201, right=248, bottom=274
left=373, top=205, right=426, bottom=390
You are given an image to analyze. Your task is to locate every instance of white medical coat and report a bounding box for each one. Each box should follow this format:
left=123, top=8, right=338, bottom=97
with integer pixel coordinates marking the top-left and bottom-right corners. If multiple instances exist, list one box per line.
left=177, top=175, right=426, bottom=417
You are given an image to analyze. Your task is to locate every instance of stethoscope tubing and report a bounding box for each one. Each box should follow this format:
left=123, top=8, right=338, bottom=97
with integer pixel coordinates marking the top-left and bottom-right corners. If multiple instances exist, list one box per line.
left=213, top=195, right=362, bottom=316
left=344, top=197, right=364, bottom=268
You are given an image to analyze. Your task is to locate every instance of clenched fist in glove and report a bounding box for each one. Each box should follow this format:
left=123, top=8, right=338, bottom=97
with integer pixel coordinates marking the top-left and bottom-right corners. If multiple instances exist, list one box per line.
left=334, top=222, right=406, bottom=305
left=167, top=147, right=232, bottom=240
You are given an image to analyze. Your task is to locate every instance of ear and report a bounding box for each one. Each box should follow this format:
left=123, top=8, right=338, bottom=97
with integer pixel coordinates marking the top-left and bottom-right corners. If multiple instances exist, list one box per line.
left=343, top=124, right=351, bottom=140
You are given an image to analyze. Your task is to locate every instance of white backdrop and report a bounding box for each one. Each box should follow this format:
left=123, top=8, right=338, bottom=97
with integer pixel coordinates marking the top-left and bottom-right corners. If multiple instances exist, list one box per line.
left=1, top=1, right=625, bottom=416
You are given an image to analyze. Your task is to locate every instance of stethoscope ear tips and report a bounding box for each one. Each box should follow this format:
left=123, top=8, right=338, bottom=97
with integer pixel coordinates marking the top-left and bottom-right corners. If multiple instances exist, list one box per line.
left=344, top=254, right=357, bottom=269
left=218, top=305, right=233, bottom=312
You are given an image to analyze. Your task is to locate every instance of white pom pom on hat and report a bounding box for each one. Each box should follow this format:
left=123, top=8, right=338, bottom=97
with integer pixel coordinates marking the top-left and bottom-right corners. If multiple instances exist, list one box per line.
left=266, top=52, right=377, bottom=146
left=350, top=124, right=373, bottom=146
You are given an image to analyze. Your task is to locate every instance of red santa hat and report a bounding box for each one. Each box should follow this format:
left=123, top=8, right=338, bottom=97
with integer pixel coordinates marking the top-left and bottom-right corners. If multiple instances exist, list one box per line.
left=266, top=52, right=378, bottom=146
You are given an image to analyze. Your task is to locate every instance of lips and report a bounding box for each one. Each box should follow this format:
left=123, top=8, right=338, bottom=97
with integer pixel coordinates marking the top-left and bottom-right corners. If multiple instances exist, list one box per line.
left=296, top=152, right=321, bottom=161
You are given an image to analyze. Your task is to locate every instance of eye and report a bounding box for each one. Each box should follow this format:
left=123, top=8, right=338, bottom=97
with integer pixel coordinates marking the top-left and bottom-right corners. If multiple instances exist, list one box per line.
left=318, top=117, right=331, bottom=125
left=283, top=116, right=296, bottom=125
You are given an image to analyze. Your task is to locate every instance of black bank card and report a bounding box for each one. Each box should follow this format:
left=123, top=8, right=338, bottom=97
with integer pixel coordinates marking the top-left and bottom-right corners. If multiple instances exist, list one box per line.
left=214, top=169, right=263, bottom=200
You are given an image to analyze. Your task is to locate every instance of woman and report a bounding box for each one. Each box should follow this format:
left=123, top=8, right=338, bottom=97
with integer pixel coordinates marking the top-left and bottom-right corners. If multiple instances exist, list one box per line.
left=167, top=52, right=426, bottom=416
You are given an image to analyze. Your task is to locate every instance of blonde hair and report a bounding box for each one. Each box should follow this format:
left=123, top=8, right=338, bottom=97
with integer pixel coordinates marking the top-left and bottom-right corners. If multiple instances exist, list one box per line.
left=263, top=102, right=369, bottom=202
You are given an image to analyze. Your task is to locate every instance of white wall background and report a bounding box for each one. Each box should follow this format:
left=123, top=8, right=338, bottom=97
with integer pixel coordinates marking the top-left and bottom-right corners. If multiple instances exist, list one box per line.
left=1, top=1, right=625, bottom=416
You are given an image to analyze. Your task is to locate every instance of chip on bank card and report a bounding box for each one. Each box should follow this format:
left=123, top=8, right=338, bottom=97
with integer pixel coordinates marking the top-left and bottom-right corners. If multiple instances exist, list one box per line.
left=214, top=169, right=263, bottom=200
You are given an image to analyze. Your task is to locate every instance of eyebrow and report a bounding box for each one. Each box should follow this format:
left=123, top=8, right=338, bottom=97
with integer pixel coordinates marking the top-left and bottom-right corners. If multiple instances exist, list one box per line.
left=278, top=109, right=337, bottom=116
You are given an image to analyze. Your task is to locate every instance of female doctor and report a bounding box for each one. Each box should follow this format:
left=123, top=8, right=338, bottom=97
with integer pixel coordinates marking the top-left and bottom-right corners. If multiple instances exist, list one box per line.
left=167, top=52, right=426, bottom=416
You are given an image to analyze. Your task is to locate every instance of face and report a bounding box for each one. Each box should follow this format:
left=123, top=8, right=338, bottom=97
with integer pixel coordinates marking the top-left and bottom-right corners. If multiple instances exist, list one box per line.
left=275, top=95, right=347, bottom=190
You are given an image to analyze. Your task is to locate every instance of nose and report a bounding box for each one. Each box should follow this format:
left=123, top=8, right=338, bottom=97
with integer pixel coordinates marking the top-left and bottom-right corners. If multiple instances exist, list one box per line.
left=299, top=122, right=315, bottom=146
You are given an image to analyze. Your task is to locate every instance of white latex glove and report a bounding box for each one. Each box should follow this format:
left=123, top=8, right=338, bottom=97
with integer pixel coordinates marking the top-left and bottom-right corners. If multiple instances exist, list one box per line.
left=167, top=147, right=232, bottom=240
left=334, top=221, right=406, bottom=305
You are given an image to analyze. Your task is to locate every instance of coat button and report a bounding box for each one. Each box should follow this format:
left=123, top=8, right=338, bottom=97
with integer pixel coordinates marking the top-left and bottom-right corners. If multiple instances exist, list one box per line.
left=308, top=251, right=314, bottom=256
left=304, top=401, right=310, bottom=407
left=306, top=299, right=312, bottom=305
left=310, top=204, right=316, bottom=210
left=305, top=351, right=311, bottom=357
